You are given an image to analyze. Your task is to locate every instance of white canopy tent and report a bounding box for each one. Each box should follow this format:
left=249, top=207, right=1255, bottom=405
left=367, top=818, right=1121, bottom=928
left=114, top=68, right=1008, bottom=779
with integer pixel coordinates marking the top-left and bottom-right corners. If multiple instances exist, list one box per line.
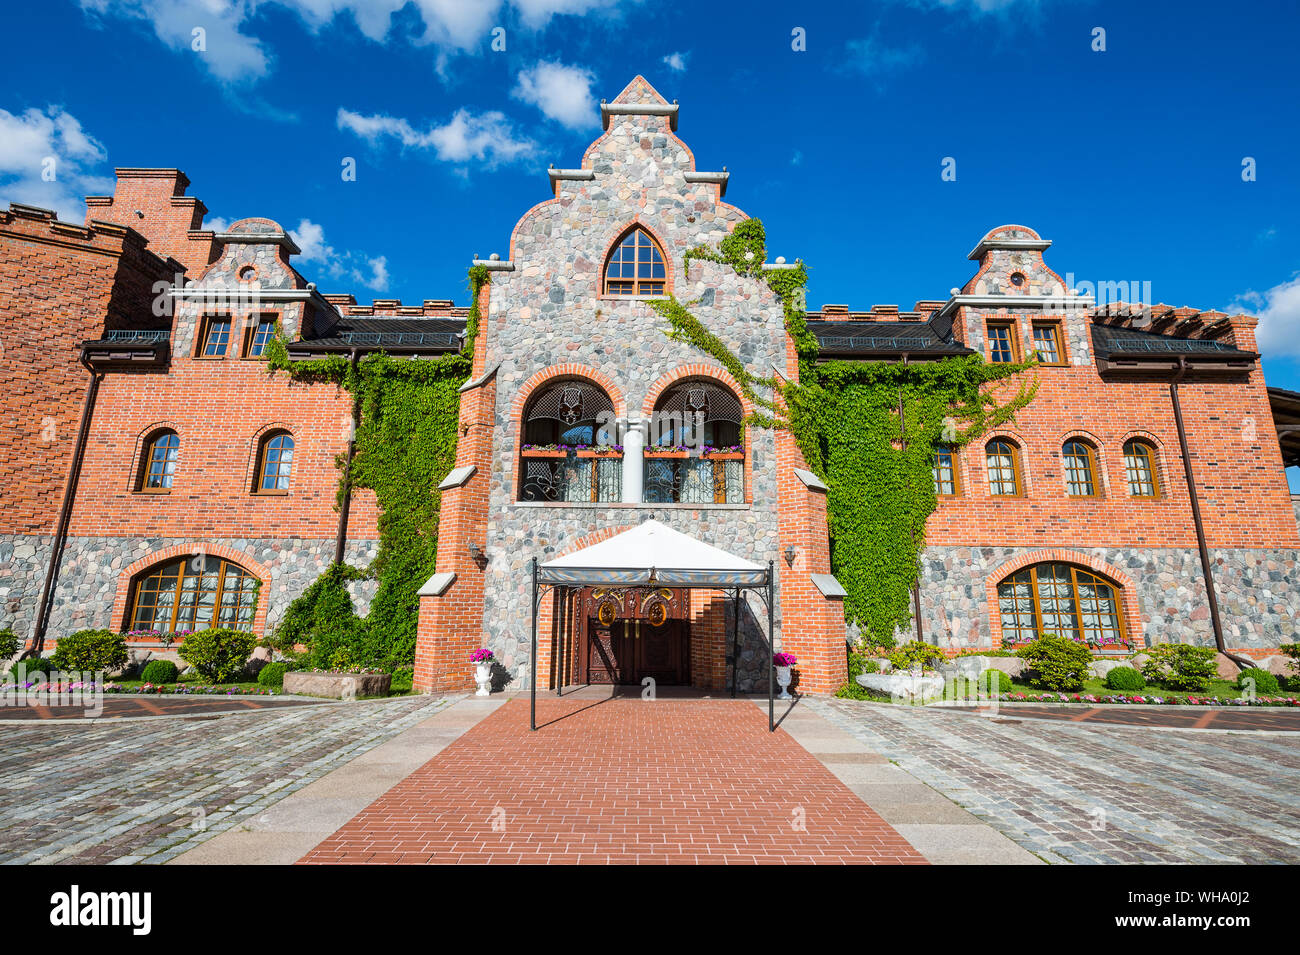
left=527, top=520, right=776, bottom=730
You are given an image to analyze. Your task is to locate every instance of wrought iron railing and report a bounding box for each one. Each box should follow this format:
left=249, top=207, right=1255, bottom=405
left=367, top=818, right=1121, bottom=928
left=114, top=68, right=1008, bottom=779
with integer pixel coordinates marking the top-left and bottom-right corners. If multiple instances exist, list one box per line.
left=102, top=329, right=171, bottom=343
left=521, top=452, right=622, bottom=503
left=328, top=331, right=462, bottom=347
left=644, top=456, right=743, bottom=504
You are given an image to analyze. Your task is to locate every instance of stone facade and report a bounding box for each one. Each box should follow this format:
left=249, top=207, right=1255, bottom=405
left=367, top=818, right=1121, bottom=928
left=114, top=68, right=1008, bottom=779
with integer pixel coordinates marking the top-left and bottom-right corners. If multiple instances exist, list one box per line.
left=920, top=545, right=1300, bottom=651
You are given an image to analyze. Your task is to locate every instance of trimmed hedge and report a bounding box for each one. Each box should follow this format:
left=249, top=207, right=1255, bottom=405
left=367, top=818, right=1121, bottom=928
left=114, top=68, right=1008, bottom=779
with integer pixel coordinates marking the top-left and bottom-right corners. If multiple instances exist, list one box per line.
left=1140, top=643, right=1218, bottom=692
left=257, top=662, right=288, bottom=689
left=1237, top=667, right=1280, bottom=695
left=50, top=629, right=129, bottom=673
left=1104, top=666, right=1146, bottom=691
left=982, top=668, right=1013, bottom=693
left=1017, top=634, right=1093, bottom=691
left=177, top=628, right=258, bottom=683
left=140, top=660, right=179, bottom=684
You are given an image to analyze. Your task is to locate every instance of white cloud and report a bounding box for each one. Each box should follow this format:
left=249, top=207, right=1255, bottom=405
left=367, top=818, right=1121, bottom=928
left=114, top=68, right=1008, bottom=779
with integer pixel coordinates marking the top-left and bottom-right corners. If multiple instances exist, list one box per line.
left=289, top=217, right=390, bottom=292
left=843, top=29, right=925, bottom=78
left=1230, top=275, right=1300, bottom=359
left=337, top=107, right=533, bottom=165
left=79, top=0, right=624, bottom=84
left=203, top=215, right=232, bottom=233
left=662, top=51, right=688, bottom=72
left=512, top=61, right=597, bottom=130
left=0, top=106, right=112, bottom=221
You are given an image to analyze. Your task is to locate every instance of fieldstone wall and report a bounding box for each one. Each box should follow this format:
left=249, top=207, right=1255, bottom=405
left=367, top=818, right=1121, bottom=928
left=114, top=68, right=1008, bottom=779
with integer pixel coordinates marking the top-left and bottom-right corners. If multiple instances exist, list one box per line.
left=40, top=536, right=377, bottom=638
left=0, top=534, right=55, bottom=642
left=919, top=545, right=1300, bottom=650
left=478, top=79, right=792, bottom=690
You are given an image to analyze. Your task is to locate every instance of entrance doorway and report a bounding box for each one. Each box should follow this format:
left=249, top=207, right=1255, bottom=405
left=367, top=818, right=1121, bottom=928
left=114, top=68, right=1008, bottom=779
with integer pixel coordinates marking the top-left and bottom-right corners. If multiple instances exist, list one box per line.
left=586, top=618, right=689, bottom=685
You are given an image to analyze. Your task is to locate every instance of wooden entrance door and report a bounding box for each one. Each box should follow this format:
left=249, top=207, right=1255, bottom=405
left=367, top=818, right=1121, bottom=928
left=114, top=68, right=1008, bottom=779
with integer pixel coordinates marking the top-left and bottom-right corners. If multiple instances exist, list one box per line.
left=585, top=619, right=688, bottom=685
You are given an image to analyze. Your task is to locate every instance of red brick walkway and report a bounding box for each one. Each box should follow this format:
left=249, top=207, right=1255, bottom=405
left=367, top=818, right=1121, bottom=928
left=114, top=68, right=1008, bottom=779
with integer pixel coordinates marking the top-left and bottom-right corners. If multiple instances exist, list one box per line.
left=299, top=697, right=926, bottom=864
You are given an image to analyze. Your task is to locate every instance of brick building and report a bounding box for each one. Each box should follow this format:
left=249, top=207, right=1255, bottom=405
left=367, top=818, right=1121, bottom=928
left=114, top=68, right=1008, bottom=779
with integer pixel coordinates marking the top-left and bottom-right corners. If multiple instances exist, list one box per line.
left=1, top=77, right=1296, bottom=693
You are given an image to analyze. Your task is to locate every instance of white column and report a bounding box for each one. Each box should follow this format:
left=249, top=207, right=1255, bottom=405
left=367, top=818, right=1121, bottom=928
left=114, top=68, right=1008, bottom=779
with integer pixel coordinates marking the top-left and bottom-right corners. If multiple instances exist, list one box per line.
left=621, top=420, right=644, bottom=503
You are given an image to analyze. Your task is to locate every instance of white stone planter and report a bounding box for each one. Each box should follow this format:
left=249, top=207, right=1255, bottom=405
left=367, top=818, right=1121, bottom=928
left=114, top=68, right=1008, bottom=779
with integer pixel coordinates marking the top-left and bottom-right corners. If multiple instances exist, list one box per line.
left=774, top=665, right=793, bottom=700
left=474, top=662, right=492, bottom=697
left=857, top=671, right=945, bottom=703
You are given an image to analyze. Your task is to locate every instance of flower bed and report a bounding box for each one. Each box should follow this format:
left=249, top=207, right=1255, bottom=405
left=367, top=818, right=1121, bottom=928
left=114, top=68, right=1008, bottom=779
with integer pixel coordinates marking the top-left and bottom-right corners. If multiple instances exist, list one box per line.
left=0, top=678, right=278, bottom=696
left=995, top=692, right=1299, bottom=707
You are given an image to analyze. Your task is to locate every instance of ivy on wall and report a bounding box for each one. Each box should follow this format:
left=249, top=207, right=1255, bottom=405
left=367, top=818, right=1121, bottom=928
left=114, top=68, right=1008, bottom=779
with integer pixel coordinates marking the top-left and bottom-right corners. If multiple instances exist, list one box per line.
left=261, top=272, right=481, bottom=668
left=656, top=219, right=1037, bottom=647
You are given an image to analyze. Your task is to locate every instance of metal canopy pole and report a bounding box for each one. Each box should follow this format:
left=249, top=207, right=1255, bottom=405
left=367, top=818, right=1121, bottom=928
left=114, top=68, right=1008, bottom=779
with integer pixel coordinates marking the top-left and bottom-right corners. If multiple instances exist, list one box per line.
left=767, top=560, right=775, bottom=733
left=729, top=588, right=739, bottom=699
left=530, top=558, right=538, bottom=731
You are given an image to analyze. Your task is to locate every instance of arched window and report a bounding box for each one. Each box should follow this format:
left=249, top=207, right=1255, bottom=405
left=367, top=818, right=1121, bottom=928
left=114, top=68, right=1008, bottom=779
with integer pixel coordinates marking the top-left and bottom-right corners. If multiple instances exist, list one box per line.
left=519, top=379, right=620, bottom=502
left=1062, top=440, right=1099, bottom=497
left=1123, top=439, right=1160, bottom=498
left=932, top=446, right=960, bottom=497
left=985, top=440, right=1022, bottom=496
left=128, top=555, right=259, bottom=634
left=254, top=431, right=294, bottom=493
left=998, top=562, right=1127, bottom=647
left=138, top=430, right=179, bottom=492
left=645, top=379, right=744, bottom=504
left=604, top=227, right=666, bottom=296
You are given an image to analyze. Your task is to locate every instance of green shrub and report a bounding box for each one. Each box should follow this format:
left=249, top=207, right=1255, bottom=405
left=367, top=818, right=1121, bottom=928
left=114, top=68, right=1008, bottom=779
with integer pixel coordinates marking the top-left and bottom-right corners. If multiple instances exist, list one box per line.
left=257, top=662, right=288, bottom=689
left=177, top=628, right=258, bottom=683
left=1140, top=643, right=1218, bottom=692
left=1279, top=643, right=1300, bottom=676
left=1017, top=634, right=1093, bottom=691
left=887, top=640, right=945, bottom=672
left=1237, top=667, right=1279, bottom=695
left=1104, top=666, right=1146, bottom=691
left=981, top=668, right=1013, bottom=693
left=0, top=627, right=19, bottom=660
left=8, top=658, right=55, bottom=678
left=49, top=629, right=129, bottom=673
left=847, top=649, right=881, bottom=680
left=139, top=660, right=179, bottom=684
left=835, top=680, right=880, bottom=700
left=388, top=665, right=413, bottom=694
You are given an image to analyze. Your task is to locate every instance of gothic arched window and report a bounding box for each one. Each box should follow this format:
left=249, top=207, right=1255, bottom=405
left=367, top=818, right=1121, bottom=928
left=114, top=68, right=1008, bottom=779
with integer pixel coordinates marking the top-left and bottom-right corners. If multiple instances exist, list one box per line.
left=645, top=379, right=744, bottom=504
left=519, top=378, right=621, bottom=502
left=604, top=227, right=667, bottom=296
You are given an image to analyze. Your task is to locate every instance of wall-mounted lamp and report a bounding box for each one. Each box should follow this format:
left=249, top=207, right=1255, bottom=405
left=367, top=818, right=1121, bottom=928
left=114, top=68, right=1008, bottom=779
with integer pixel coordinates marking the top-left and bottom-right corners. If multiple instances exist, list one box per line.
left=467, top=542, right=483, bottom=561
left=783, top=545, right=797, bottom=566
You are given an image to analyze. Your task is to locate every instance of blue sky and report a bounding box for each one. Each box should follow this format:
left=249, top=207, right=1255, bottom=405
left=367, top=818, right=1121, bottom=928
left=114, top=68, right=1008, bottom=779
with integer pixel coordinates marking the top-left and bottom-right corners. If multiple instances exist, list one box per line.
left=3, top=1, right=1299, bottom=459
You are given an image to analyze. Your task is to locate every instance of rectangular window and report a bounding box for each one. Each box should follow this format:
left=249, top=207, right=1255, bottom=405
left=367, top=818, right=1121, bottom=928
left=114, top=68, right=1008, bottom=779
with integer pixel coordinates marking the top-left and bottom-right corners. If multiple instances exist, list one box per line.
left=932, top=448, right=959, bottom=496
left=1031, top=324, right=1064, bottom=364
left=987, top=323, right=1015, bottom=363
left=246, top=319, right=275, bottom=357
left=200, top=317, right=231, bottom=357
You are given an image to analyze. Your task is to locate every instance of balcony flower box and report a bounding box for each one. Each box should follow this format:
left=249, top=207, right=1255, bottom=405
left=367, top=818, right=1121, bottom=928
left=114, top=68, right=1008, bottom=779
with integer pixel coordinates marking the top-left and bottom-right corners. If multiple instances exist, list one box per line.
left=644, top=447, right=690, bottom=459
left=521, top=445, right=570, bottom=459
left=701, top=451, right=744, bottom=460
left=576, top=445, right=623, bottom=459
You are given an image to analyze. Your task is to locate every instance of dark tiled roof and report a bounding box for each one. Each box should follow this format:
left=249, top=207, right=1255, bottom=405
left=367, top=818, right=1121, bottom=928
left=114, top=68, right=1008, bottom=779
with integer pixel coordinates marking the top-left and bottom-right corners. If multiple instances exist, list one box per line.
left=1268, top=386, right=1300, bottom=468
left=812, top=319, right=973, bottom=358
left=306, top=316, right=467, bottom=350
left=1090, top=323, right=1257, bottom=361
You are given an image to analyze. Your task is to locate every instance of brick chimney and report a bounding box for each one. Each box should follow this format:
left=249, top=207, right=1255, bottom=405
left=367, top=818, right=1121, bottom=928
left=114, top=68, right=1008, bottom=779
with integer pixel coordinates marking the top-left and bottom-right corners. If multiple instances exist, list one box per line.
left=84, top=168, right=215, bottom=275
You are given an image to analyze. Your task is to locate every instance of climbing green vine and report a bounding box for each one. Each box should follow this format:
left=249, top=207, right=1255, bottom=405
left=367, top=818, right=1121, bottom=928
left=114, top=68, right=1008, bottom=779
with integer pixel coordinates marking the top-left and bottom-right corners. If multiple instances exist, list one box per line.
left=262, top=272, right=483, bottom=669
left=657, top=219, right=1038, bottom=647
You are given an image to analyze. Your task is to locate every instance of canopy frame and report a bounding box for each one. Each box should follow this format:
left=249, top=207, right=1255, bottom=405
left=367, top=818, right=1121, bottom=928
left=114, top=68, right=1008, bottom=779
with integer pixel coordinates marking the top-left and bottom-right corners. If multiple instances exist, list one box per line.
left=529, top=557, right=776, bottom=732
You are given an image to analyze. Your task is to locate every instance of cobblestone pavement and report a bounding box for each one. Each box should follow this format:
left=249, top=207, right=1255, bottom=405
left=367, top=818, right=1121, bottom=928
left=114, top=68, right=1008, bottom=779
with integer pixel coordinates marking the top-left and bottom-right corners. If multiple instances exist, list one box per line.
left=302, top=697, right=928, bottom=864
left=815, top=699, right=1300, bottom=864
left=0, top=696, right=330, bottom=720
left=0, top=695, right=455, bottom=864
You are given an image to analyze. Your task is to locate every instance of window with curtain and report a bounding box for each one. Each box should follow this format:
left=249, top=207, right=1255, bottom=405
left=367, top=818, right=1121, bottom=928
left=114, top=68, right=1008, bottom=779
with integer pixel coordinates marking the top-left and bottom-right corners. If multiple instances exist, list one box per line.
left=985, top=440, right=1021, bottom=496
left=1062, top=440, right=1098, bottom=497
left=645, top=380, right=744, bottom=504
left=997, top=562, right=1126, bottom=647
left=1123, top=440, right=1159, bottom=497
left=129, top=555, right=259, bottom=634
left=932, top=446, right=959, bottom=496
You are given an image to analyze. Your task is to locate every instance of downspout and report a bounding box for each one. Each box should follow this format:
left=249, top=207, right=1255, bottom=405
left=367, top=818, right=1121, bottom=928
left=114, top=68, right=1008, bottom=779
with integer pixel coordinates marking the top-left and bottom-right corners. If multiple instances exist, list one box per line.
left=332, top=347, right=361, bottom=565
left=30, top=351, right=102, bottom=656
left=897, top=353, right=926, bottom=643
left=1169, top=357, right=1251, bottom=670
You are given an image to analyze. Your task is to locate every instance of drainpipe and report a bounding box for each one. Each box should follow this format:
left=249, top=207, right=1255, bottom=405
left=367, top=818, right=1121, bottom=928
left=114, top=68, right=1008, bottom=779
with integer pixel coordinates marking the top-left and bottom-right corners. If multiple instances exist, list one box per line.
left=897, top=353, right=926, bottom=644
left=1169, top=357, right=1250, bottom=670
left=30, top=352, right=102, bottom=656
left=333, top=347, right=361, bottom=565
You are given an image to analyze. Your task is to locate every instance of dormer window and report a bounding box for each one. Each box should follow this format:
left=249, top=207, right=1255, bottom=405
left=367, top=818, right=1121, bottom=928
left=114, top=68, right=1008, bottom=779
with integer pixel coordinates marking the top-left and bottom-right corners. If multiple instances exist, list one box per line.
left=604, top=227, right=666, bottom=296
